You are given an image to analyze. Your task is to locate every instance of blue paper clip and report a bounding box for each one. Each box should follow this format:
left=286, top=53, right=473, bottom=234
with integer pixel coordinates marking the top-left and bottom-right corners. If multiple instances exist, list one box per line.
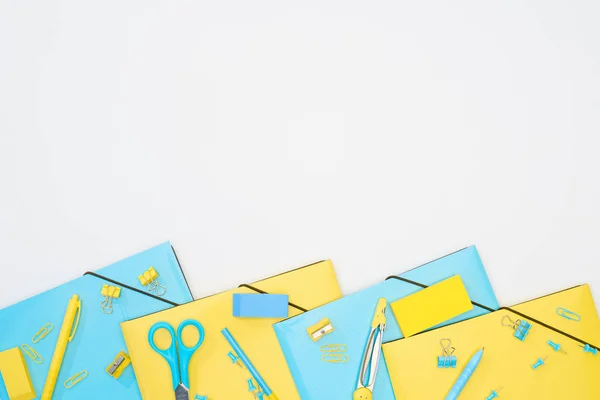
left=502, top=316, right=531, bottom=341
left=194, top=396, right=207, bottom=400
left=582, top=344, right=598, bottom=355
left=437, top=339, right=457, bottom=368
left=532, top=356, right=548, bottom=370
left=548, top=340, right=567, bottom=354
left=486, top=387, right=503, bottom=399
left=556, top=307, right=581, bottom=322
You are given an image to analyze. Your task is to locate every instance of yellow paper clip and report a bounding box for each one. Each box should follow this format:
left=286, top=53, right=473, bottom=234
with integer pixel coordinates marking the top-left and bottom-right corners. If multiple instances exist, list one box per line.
left=21, top=344, right=43, bottom=364
left=100, top=285, right=122, bottom=314
left=64, top=370, right=88, bottom=389
left=138, top=267, right=167, bottom=297
left=106, top=351, right=131, bottom=379
left=321, top=344, right=348, bottom=353
left=32, top=322, right=54, bottom=343
left=320, top=344, right=348, bottom=363
left=307, top=318, right=334, bottom=342
left=322, top=353, right=349, bottom=363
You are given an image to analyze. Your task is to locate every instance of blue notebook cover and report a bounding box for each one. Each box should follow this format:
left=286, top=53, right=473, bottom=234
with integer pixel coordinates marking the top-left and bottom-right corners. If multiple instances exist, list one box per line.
left=0, top=242, right=193, bottom=400
left=274, top=246, right=499, bottom=400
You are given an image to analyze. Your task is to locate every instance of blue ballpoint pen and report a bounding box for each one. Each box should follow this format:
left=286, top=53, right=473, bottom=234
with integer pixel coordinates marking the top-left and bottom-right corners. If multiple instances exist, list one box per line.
left=444, top=348, right=484, bottom=400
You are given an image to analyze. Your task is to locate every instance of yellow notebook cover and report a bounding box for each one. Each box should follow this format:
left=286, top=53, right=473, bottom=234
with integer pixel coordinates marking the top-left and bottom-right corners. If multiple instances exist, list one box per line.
left=121, top=260, right=341, bottom=400
left=383, top=285, right=600, bottom=399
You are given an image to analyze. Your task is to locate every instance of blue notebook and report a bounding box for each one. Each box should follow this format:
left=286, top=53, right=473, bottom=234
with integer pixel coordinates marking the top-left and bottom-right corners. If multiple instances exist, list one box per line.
left=0, top=242, right=193, bottom=400
left=274, top=246, right=499, bottom=400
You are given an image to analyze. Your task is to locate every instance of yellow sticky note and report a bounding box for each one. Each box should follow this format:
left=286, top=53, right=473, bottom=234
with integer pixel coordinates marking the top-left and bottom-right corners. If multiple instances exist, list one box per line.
left=0, top=347, right=36, bottom=400
left=390, top=275, right=473, bottom=337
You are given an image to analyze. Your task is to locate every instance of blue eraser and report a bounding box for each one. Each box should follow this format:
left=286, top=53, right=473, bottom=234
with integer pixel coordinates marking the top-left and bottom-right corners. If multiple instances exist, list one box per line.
left=232, top=294, right=289, bottom=318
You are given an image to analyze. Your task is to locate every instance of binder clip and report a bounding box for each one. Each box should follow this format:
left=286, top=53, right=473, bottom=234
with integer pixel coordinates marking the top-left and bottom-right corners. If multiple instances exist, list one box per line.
left=556, top=307, right=581, bottom=322
left=531, top=356, right=548, bottom=370
left=21, top=344, right=43, bottom=364
left=32, top=323, right=54, bottom=343
left=100, top=285, right=122, bottom=314
left=581, top=344, right=598, bottom=355
left=307, top=318, right=334, bottom=342
left=321, top=344, right=348, bottom=363
left=64, top=370, right=88, bottom=388
left=501, top=315, right=531, bottom=341
left=548, top=340, right=567, bottom=354
left=486, top=387, right=503, bottom=399
left=437, top=338, right=457, bottom=368
left=106, top=351, right=131, bottom=379
left=138, top=267, right=167, bottom=297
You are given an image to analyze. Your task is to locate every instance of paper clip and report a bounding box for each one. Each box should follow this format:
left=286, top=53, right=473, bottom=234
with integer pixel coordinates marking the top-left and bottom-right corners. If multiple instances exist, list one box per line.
left=195, top=396, right=208, bottom=400
left=581, top=344, right=598, bottom=355
left=100, top=285, right=122, bottom=314
left=532, top=356, right=548, bottom=370
left=548, top=340, right=567, bottom=354
left=138, top=267, right=167, bottom=297
left=321, top=344, right=347, bottom=353
left=486, top=387, right=503, bottom=399
left=437, top=338, right=457, bottom=368
left=64, top=370, right=88, bottom=388
left=21, top=344, right=43, bottom=364
left=556, top=307, right=581, bottom=322
left=32, top=323, right=54, bottom=343
left=321, top=353, right=349, bottom=363
left=501, top=315, right=531, bottom=341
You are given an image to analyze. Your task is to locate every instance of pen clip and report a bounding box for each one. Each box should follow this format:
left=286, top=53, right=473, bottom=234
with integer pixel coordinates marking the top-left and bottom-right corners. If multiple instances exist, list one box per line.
left=69, top=301, right=82, bottom=342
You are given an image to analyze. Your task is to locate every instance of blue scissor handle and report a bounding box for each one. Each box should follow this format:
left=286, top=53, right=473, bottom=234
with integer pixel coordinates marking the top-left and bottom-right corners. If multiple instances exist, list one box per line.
left=148, top=322, right=181, bottom=391
left=176, top=319, right=205, bottom=389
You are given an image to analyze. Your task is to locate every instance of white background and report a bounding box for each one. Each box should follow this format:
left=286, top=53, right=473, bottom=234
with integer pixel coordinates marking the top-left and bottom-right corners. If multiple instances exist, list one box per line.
left=1, top=1, right=599, bottom=310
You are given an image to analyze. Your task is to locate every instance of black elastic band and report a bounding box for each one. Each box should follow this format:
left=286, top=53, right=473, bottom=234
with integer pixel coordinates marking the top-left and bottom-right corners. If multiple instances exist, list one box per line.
left=385, top=275, right=497, bottom=313
left=84, top=271, right=180, bottom=307
left=238, top=284, right=308, bottom=313
left=385, top=275, right=599, bottom=351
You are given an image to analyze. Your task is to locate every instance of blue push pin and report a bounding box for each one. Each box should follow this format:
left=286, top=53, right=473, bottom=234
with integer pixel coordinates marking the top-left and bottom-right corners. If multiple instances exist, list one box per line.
left=486, top=387, right=503, bottom=399
left=256, top=392, right=266, bottom=400
left=247, top=378, right=257, bottom=392
left=532, top=356, right=548, bottom=370
left=582, top=344, right=598, bottom=355
left=548, top=340, right=567, bottom=354
left=437, top=356, right=457, bottom=368
left=228, top=351, right=243, bottom=367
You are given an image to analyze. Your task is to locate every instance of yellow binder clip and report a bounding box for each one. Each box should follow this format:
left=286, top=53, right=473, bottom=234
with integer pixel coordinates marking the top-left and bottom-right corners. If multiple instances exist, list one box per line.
left=32, top=322, right=54, bottom=343
left=106, top=351, right=131, bottom=379
left=138, top=267, right=167, bottom=297
left=100, top=284, right=122, bottom=314
left=64, top=370, right=88, bottom=388
left=21, top=344, right=44, bottom=364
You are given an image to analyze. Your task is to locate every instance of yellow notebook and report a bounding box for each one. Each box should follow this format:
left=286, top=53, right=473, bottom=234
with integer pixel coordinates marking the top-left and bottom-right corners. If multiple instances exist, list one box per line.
left=383, top=285, right=600, bottom=399
left=121, top=260, right=341, bottom=400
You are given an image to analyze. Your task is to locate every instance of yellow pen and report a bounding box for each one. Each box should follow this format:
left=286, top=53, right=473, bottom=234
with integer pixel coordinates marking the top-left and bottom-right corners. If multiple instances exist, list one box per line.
left=41, top=294, right=82, bottom=400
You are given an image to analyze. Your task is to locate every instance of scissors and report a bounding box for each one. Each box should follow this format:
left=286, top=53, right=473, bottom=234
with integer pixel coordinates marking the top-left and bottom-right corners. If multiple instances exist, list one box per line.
left=148, top=319, right=205, bottom=400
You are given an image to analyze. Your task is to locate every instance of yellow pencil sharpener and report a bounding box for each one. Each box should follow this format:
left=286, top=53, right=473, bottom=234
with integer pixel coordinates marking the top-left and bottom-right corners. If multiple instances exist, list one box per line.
left=106, top=351, right=131, bottom=379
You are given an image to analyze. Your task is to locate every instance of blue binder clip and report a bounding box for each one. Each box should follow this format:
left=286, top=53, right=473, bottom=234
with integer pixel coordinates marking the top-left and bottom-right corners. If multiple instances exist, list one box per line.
left=548, top=340, right=567, bottom=354
left=582, top=344, right=598, bottom=355
left=437, top=339, right=457, bottom=368
left=502, top=315, right=531, bottom=341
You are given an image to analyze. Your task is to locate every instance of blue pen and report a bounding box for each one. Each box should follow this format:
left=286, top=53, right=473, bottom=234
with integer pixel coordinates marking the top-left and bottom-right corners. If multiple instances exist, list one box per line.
left=444, top=348, right=484, bottom=400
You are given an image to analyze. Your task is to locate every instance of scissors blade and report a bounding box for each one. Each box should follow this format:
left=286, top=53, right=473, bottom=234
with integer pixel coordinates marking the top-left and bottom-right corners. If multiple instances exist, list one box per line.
left=175, top=384, right=189, bottom=400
